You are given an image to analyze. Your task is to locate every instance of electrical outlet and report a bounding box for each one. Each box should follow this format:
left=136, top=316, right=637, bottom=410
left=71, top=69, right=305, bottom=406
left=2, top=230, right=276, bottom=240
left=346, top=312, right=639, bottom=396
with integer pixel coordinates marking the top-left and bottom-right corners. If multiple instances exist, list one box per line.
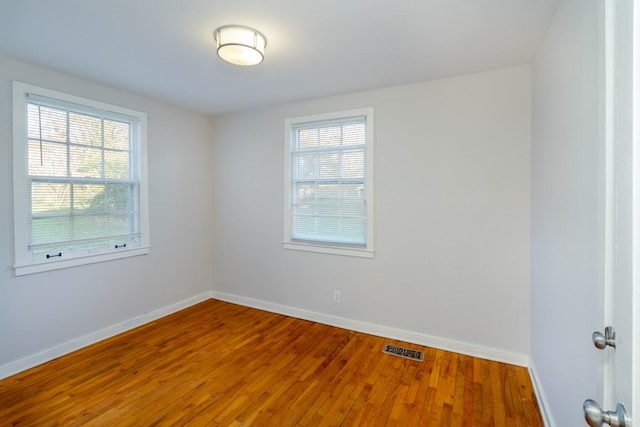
left=334, top=290, right=341, bottom=302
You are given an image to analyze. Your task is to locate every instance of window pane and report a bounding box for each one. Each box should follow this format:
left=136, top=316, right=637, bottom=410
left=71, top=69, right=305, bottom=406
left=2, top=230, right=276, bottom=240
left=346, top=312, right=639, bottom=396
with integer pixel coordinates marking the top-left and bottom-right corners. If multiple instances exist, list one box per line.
left=319, top=153, right=339, bottom=179
left=32, top=182, right=70, bottom=215
left=108, top=214, right=134, bottom=235
left=27, top=104, right=41, bottom=139
left=31, top=216, right=71, bottom=246
left=74, top=215, right=107, bottom=240
left=296, top=153, right=316, bottom=179
left=339, top=218, right=366, bottom=242
left=28, top=140, right=68, bottom=177
left=38, top=106, right=67, bottom=143
left=73, top=184, right=105, bottom=213
left=317, top=184, right=339, bottom=215
left=106, top=184, right=134, bottom=214
left=295, top=183, right=316, bottom=202
left=319, top=126, right=341, bottom=148
left=340, top=184, right=365, bottom=216
left=104, top=120, right=130, bottom=150
left=343, top=123, right=365, bottom=145
left=341, top=150, right=364, bottom=178
left=293, top=216, right=317, bottom=237
left=69, top=113, right=101, bottom=146
left=105, top=149, right=130, bottom=179
left=315, top=217, right=340, bottom=238
left=298, top=128, right=318, bottom=149
left=294, top=183, right=316, bottom=215
left=70, top=145, right=102, bottom=178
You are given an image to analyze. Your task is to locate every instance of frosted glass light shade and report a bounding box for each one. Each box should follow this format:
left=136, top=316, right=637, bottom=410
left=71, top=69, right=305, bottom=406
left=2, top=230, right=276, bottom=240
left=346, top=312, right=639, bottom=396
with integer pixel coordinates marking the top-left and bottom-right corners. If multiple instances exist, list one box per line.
left=214, top=25, right=267, bottom=66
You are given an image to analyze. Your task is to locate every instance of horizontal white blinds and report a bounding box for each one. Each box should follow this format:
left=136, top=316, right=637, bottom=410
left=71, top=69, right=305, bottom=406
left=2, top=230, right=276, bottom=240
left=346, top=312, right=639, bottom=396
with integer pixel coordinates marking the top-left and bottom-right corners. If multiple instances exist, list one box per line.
left=291, top=117, right=367, bottom=246
left=26, top=96, right=140, bottom=258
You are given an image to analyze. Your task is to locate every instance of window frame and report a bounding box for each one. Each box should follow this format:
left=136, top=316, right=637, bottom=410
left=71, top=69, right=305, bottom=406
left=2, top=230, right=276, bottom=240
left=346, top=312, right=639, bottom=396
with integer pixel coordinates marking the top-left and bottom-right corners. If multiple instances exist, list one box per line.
left=12, top=81, right=150, bottom=276
left=283, top=108, right=374, bottom=258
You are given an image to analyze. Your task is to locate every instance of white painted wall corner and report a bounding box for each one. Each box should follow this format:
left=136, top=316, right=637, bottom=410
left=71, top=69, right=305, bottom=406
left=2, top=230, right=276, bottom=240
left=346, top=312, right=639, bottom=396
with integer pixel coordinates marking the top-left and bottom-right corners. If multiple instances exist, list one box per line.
left=529, top=360, right=556, bottom=427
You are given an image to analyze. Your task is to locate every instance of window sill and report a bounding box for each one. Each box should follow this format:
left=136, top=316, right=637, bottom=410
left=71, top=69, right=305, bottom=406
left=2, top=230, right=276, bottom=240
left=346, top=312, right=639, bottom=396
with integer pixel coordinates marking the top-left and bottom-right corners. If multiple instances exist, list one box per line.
left=283, top=241, right=374, bottom=258
left=14, top=246, right=150, bottom=276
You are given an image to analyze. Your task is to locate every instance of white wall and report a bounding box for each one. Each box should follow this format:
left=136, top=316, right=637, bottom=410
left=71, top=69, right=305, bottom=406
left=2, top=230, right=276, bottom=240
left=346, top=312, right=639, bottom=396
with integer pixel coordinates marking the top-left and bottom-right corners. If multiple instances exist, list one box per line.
left=211, top=66, right=532, bottom=362
left=530, top=1, right=604, bottom=425
left=0, top=56, right=215, bottom=374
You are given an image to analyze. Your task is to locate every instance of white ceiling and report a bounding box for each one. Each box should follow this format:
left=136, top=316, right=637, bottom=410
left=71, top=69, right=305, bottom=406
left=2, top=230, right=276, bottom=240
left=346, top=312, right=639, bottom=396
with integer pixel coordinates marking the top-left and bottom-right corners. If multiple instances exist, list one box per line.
left=0, top=0, right=558, bottom=115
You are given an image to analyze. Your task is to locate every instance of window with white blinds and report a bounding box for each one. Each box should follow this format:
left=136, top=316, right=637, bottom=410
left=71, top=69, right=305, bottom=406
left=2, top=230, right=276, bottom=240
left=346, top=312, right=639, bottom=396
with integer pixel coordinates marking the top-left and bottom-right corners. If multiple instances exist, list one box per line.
left=284, top=108, right=374, bottom=258
left=12, top=82, right=149, bottom=275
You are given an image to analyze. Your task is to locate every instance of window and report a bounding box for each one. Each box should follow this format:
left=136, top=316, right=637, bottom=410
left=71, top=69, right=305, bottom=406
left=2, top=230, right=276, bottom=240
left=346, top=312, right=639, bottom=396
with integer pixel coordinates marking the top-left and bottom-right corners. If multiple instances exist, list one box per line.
left=12, top=82, right=149, bottom=276
left=284, top=108, right=374, bottom=258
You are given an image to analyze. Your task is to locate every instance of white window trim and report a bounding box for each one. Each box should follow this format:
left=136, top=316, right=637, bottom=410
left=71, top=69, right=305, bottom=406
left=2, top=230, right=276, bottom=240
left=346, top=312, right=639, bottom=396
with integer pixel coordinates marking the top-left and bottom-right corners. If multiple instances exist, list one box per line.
left=283, top=108, right=374, bottom=258
left=12, top=81, right=150, bottom=276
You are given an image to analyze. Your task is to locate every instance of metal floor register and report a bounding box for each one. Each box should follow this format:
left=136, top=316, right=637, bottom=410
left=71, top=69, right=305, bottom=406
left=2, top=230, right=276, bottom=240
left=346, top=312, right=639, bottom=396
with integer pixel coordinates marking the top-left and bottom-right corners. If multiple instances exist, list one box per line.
left=382, top=343, right=424, bottom=362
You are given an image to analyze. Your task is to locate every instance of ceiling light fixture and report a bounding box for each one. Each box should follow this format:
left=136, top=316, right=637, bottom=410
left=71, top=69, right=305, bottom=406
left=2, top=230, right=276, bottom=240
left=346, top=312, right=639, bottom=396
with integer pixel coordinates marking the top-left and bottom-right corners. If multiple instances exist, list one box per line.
left=214, top=25, right=267, bottom=66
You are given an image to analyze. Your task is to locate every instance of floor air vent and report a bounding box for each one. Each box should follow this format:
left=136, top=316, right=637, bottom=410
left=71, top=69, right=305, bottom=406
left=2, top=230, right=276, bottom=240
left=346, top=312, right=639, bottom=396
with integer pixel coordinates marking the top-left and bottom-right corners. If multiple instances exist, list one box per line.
left=382, top=344, right=424, bottom=362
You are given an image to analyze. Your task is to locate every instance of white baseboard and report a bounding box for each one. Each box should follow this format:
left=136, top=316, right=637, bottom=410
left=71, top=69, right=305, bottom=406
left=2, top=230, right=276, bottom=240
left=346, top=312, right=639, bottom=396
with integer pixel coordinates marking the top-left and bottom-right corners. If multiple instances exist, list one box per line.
left=0, top=292, right=212, bottom=380
left=529, top=360, right=556, bottom=427
left=210, top=291, right=530, bottom=367
left=0, top=290, right=532, bottom=382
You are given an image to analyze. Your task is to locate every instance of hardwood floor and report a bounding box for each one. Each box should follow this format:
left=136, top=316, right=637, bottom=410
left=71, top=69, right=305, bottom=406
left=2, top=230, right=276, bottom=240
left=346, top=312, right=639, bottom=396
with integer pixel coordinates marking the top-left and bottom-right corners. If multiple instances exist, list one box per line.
left=0, top=299, right=543, bottom=426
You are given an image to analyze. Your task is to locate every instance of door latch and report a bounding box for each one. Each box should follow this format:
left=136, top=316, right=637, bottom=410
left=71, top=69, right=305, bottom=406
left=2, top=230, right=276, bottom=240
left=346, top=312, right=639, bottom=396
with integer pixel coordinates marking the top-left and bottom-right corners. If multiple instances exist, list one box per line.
left=592, top=326, right=616, bottom=349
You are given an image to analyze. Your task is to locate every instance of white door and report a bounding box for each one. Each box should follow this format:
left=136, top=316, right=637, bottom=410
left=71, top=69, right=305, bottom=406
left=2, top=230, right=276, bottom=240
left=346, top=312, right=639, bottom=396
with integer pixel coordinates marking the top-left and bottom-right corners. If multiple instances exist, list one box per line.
left=584, top=0, right=639, bottom=425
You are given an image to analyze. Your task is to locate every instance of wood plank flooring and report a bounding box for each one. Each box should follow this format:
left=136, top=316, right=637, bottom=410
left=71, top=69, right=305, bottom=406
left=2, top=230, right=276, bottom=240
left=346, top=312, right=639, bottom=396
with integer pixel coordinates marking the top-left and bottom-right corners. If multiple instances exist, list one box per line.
left=0, top=299, right=543, bottom=426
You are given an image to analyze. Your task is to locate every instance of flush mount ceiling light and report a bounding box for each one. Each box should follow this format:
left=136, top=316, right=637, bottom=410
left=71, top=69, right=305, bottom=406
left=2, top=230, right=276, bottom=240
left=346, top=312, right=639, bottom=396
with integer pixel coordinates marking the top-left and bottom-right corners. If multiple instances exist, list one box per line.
left=214, top=25, right=267, bottom=66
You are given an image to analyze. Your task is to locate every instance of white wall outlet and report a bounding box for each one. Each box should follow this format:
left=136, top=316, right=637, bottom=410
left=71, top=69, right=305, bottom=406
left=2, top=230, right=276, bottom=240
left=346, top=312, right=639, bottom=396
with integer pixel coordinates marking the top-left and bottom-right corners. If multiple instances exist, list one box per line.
left=334, top=290, right=341, bottom=302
